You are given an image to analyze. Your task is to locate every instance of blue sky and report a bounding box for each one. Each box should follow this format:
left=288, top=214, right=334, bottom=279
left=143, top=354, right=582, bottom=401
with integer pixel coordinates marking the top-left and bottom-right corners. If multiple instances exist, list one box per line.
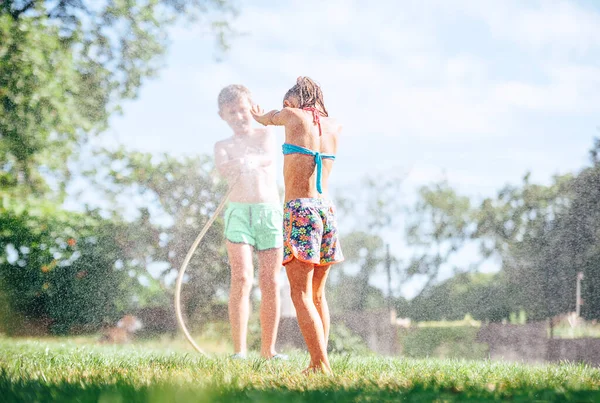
left=83, top=0, right=600, bottom=298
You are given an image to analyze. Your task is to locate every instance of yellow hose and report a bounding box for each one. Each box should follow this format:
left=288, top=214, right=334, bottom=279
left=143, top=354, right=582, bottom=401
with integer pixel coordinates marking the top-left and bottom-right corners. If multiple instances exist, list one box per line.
left=174, top=178, right=239, bottom=355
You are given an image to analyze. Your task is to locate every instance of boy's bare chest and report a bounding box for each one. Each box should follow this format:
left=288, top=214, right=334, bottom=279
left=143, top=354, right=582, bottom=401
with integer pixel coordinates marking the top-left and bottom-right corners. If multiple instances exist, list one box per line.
left=224, top=137, right=269, bottom=158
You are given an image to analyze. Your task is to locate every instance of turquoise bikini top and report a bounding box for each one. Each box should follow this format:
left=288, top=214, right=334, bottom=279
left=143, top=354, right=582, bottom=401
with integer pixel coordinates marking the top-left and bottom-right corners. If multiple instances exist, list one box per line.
left=282, top=107, right=335, bottom=194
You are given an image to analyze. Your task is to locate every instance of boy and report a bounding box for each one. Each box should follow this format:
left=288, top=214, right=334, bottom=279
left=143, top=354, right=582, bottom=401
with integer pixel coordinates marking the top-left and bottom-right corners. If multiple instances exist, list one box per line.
left=214, top=85, right=285, bottom=359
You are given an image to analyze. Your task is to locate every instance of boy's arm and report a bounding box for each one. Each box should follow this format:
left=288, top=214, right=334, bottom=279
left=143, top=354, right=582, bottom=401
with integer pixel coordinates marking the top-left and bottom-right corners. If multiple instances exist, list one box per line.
left=214, top=143, right=242, bottom=179
left=214, top=142, right=261, bottom=178
left=247, top=128, right=276, bottom=168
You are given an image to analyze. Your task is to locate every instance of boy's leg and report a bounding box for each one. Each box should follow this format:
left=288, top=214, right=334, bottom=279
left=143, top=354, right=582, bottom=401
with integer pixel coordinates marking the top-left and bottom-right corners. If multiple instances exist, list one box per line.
left=254, top=204, right=284, bottom=358
left=227, top=241, right=254, bottom=355
left=257, top=247, right=283, bottom=358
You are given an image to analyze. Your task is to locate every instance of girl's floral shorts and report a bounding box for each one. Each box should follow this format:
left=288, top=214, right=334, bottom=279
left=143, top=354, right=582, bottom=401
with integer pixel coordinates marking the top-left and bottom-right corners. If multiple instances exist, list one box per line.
left=283, top=198, right=344, bottom=266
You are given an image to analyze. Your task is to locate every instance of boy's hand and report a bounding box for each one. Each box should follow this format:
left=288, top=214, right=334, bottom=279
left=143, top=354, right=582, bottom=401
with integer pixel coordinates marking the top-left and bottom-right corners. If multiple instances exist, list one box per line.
left=251, top=104, right=272, bottom=126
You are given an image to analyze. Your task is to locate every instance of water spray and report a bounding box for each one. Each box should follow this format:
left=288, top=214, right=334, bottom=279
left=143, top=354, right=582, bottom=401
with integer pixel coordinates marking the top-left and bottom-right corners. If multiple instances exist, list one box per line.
left=174, top=175, right=240, bottom=355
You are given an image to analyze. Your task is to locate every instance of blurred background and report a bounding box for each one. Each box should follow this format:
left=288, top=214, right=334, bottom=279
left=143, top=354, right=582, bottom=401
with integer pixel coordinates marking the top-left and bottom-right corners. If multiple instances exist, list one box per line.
left=1, top=0, right=599, bottom=363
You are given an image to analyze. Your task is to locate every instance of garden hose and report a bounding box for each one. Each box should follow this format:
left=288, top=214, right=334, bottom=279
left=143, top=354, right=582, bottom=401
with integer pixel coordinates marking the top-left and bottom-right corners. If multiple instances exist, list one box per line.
left=174, top=175, right=240, bottom=355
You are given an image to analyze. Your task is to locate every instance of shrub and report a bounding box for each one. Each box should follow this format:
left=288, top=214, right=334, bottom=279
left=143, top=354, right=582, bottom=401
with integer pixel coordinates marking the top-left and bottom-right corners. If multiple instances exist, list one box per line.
left=400, top=326, right=488, bottom=359
left=328, top=323, right=371, bottom=355
left=0, top=199, right=144, bottom=335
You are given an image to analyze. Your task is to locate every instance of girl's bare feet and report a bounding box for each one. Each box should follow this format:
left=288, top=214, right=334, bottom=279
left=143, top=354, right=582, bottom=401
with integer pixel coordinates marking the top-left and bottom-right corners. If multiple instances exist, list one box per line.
left=302, top=362, right=332, bottom=375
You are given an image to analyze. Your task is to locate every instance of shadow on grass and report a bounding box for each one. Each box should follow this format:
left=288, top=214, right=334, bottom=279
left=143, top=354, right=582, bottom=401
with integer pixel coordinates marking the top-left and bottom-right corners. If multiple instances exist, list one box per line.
left=2, top=375, right=600, bottom=403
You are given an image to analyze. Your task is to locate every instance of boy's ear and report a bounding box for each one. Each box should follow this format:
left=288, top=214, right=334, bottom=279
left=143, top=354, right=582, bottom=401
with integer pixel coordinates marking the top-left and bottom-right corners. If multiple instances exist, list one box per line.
left=218, top=110, right=225, bottom=120
left=283, top=99, right=292, bottom=108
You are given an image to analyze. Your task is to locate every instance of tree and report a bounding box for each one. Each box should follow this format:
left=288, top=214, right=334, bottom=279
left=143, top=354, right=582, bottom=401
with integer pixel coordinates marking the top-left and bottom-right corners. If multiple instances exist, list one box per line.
left=330, top=174, right=407, bottom=312
left=0, top=13, right=83, bottom=195
left=0, top=1, right=241, bottom=334
left=0, top=0, right=234, bottom=195
left=408, top=272, right=510, bottom=322
left=329, top=231, right=388, bottom=312
left=392, top=138, right=600, bottom=321
left=533, top=140, right=600, bottom=319
left=402, top=169, right=580, bottom=320
left=404, top=180, right=473, bottom=290
left=86, top=147, right=230, bottom=323
left=472, top=172, right=575, bottom=320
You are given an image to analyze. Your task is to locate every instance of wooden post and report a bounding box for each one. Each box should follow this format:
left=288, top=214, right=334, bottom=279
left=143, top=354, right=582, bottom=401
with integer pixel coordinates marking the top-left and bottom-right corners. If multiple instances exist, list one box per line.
left=386, top=244, right=391, bottom=313
left=576, top=272, right=584, bottom=318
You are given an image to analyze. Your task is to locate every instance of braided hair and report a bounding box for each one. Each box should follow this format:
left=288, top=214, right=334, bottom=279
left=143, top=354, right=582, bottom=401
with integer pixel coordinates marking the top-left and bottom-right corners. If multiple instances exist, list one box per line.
left=284, top=77, right=328, bottom=117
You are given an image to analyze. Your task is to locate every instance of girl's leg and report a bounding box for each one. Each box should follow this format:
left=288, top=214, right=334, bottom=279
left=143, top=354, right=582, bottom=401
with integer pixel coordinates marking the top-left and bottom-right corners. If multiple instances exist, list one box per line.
left=285, top=258, right=331, bottom=373
left=257, top=247, right=283, bottom=358
left=227, top=241, right=254, bottom=355
left=312, top=265, right=331, bottom=346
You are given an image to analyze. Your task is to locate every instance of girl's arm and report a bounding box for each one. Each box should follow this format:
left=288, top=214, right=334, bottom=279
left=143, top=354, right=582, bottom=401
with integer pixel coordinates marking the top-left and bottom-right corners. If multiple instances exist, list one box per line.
left=251, top=105, right=295, bottom=127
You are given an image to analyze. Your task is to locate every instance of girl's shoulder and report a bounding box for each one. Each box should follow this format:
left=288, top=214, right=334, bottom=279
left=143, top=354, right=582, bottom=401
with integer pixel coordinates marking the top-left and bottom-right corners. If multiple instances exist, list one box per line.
left=276, top=107, right=304, bottom=126
left=281, top=107, right=303, bottom=118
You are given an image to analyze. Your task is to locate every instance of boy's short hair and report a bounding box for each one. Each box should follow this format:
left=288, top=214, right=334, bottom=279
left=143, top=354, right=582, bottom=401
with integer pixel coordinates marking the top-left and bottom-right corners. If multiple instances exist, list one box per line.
left=218, top=85, right=252, bottom=110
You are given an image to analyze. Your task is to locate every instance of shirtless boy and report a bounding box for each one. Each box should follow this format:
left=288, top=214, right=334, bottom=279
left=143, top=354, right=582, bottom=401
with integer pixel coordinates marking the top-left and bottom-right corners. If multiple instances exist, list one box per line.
left=214, top=85, right=285, bottom=359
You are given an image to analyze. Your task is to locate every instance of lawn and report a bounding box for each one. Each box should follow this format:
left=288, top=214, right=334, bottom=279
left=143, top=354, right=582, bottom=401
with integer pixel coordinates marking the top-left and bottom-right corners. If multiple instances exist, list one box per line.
left=1, top=337, right=600, bottom=402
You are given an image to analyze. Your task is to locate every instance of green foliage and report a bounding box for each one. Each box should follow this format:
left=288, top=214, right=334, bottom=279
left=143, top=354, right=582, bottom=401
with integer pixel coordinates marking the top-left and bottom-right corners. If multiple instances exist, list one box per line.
left=328, top=322, right=371, bottom=355
left=408, top=272, right=510, bottom=322
left=473, top=173, right=575, bottom=320
left=247, top=315, right=371, bottom=356
left=0, top=13, right=84, bottom=194
left=405, top=170, right=576, bottom=321
left=329, top=272, right=387, bottom=312
left=552, top=320, right=600, bottom=339
left=416, top=314, right=481, bottom=328
left=509, top=310, right=527, bottom=325
left=0, top=196, right=147, bottom=334
left=86, top=148, right=230, bottom=319
left=0, top=0, right=240, bottom=335
left=473, top=143, right=600, bottom=320
left=0, top=286, right=12, bottom=334
left=0, top=0, right=235, bottom=195
left=332, top=174, right=407, bottom=311
left=399, top=326, right=488, bottom=360
left=246, top=315, right=262, bottom=352
left=405, top=139, right=600, bottom=322
left=405, top=180, right=473, bottom=284
left=545, top=148, right=600, bottom=320
left=244, top=317, right=371, bottom=356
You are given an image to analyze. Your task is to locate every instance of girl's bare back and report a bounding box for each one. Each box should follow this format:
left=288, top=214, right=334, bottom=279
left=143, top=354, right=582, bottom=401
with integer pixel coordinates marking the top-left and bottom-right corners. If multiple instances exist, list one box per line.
left=282, top=109, right=341, bottom=201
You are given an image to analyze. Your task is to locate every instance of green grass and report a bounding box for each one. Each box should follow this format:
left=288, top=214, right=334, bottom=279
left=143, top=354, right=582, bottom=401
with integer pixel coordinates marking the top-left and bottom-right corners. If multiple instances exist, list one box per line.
left=552, top=323, right=600, bottom=339
left=1, top=337, right=600, bottom=402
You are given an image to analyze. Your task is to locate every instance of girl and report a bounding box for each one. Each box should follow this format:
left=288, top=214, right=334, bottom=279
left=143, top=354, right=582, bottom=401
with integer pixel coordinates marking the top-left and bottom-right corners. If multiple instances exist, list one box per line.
left=251, top=77, right=344, bottom=374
